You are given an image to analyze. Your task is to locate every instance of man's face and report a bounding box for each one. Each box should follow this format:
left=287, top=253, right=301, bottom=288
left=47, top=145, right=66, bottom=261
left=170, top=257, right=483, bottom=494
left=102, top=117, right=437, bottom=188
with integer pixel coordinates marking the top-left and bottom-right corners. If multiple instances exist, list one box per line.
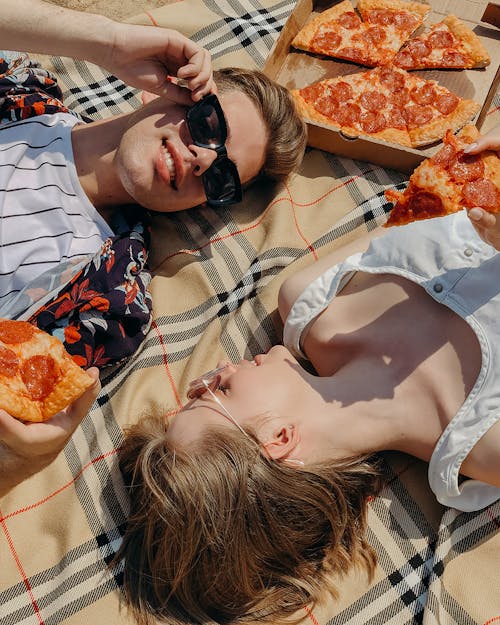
left=114, top=91, right=267, bottom=212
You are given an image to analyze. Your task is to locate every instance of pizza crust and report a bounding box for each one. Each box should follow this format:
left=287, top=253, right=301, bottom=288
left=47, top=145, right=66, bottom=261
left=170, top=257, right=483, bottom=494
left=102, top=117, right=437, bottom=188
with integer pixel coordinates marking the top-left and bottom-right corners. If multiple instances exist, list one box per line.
left=443, top=15, right=491, bottom=67
left=356, top=0, right=430, bottom=21
left=409, top=99, right=480, bottom=146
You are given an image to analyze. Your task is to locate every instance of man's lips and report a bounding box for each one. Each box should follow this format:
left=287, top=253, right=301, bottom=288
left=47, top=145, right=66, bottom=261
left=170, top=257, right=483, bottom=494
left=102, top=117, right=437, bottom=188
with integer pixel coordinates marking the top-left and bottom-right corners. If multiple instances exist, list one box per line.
left=155, top=141, right=184, bottom=189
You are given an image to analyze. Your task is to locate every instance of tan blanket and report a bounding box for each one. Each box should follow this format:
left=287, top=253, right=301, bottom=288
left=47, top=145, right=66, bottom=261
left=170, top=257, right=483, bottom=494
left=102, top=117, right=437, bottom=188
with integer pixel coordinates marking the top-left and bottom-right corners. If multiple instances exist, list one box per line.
left=1, top=1, right=499, bottom=624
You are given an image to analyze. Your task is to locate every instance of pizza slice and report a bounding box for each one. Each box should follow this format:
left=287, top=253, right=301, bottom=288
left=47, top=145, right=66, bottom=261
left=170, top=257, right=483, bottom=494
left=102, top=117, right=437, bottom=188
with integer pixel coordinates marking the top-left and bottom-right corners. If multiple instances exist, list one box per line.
left=403, top=72, right=480, bottom=146
left=384, top=125, right=500, bottom=226
left=291, top=0, right=429, bottom=67
left=0, top=319, right=95, bottom=422
left=291, top=66, right=480, bottom=148
left=393, top=15, right=491, bottom=69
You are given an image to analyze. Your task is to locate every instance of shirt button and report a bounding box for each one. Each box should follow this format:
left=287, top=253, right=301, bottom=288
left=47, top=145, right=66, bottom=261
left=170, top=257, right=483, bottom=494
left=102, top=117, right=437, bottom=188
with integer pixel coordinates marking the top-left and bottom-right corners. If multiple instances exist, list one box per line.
left=433, top=283, right=443, bottom=293
left=464, top=248, right=473, bottom=257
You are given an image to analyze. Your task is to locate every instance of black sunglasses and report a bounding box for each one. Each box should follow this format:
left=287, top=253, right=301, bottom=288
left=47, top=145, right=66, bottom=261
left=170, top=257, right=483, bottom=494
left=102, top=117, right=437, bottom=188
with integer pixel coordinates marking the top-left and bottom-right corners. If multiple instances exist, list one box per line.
left=186, top=94, right=243, bottom=207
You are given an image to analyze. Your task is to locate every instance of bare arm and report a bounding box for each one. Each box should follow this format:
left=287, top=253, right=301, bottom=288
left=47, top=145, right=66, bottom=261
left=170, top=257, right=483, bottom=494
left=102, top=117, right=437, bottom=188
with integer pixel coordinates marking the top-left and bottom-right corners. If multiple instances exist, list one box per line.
left=0, top=367, right=100, bottom=498
left=2, top=0, right=214, bottom=103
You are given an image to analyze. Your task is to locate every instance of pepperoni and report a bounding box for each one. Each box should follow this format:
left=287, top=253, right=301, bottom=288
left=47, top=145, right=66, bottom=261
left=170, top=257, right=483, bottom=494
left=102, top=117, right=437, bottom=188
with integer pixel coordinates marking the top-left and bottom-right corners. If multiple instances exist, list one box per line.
left=462, top=179, right=500, bottom=209
left=21, top=354, right=61, bottom=401
left=449, top=154, right=485, bottom=182
left=410, top=83, right=436, bottom=105
left=431, top=143, right=457, bottom=167
left=386, top=107, right=407, bottom=129
left=0, top=346, right=19, bottom=377
left=335, top=102, right=361, bottom=127
left=392, top=87, right=410, bottom=106
left=0, top=319, right=35, bottom=344
left=337, top=11, right=361, bottom=29
left=300, top=83, right=324, bottom=102
left=442, top=50, right=468, bottom=67
left=428, top=29, right=454, bottom=48
left=394, top=12, right=419, bottom=30
left=363, top=26, right=387, bottom=45
left=313, top=30, right=342, bottom=51
left=378, top=67, right=406, bottom=92
left=407, top=190, right=444, bottom=217
left=434, top=92, right=459, bottom=115
left=334, top=81, right=354, bottom=103
left=359, top=90, right=387, bottom=112
left=366, top=9, right=395, bottom=25
left=337, top=47, right=368, bottom=64
left=360, top=111, right=387, bottom=133
left=407, top=39, right=431, bottom=59
left=393, top=49, right=415, bottom=69
left=404, top=105, right=434, bottom=128
left=315, top=96, right=338, bottom=119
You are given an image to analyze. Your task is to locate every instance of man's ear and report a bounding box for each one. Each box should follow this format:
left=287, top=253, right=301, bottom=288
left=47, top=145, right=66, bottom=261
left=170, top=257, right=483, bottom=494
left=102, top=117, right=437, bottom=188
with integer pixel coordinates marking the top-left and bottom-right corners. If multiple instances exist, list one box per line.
left=261, top=424, right=300, bottom=461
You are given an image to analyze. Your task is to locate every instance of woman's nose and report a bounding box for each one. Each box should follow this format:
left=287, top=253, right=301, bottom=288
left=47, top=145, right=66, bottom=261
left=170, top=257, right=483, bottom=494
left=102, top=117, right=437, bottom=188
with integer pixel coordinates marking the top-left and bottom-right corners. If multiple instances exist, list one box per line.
left=190, top=144, right=218, bottom=175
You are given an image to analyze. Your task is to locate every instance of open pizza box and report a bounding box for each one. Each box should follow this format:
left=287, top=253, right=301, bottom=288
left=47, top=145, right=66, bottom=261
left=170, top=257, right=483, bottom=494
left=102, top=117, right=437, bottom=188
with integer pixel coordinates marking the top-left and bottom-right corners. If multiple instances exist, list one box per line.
left=263, top=0, right=500, bottom=172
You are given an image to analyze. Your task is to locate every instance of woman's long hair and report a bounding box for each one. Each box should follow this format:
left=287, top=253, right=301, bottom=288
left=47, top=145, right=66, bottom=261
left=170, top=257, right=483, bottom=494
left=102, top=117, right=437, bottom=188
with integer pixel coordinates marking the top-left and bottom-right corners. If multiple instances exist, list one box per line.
left=116, top=412, right=383, bottom=625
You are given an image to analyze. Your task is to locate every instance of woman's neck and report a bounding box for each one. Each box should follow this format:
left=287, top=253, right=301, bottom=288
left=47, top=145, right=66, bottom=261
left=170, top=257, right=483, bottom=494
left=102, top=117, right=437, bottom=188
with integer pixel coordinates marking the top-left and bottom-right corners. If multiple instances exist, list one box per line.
left=295, top=360, right=442, bottom=465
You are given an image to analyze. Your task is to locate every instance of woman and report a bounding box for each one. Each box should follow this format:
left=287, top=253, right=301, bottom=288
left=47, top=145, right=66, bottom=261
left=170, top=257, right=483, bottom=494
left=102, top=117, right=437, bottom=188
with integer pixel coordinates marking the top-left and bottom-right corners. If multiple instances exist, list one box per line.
left=118, top=126, right=500, bottom=625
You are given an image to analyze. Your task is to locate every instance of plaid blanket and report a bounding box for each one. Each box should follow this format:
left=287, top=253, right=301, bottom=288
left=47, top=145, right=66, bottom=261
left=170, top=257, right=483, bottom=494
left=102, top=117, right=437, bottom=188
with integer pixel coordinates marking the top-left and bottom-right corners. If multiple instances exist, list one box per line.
left=1, top=1, right=499, bottom=624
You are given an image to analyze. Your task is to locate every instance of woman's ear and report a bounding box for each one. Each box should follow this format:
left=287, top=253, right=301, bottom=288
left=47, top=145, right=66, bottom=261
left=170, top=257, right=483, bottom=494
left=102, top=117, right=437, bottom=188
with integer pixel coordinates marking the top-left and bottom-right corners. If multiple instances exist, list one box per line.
left=261, top=424, right=300, bottom=461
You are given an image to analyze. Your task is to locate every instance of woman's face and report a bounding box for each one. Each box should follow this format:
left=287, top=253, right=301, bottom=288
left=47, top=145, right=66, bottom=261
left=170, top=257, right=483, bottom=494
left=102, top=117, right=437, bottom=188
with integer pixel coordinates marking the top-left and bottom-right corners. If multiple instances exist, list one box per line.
left=167, top=345, right=304, bottom=446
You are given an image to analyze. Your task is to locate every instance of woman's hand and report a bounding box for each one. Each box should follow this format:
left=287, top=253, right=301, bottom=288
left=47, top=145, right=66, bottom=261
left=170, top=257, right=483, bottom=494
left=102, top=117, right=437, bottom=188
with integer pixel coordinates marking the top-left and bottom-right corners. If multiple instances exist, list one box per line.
left=463, top=124, right=500, bottom=156
left=0, top=367, right=100, bottom=497
left=465, top=125, right=500, bottom=250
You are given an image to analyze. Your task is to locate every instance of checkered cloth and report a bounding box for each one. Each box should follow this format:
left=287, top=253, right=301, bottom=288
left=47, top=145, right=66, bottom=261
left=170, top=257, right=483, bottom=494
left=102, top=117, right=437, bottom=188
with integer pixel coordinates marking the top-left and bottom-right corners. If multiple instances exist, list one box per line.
left=1, top=1, right=499, bottom=624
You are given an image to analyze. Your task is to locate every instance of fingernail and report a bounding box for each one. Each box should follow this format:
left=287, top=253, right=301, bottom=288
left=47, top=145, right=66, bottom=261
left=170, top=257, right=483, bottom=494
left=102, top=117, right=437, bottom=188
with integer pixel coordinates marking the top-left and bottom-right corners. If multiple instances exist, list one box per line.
left=463, top=142, right=478, bottom=153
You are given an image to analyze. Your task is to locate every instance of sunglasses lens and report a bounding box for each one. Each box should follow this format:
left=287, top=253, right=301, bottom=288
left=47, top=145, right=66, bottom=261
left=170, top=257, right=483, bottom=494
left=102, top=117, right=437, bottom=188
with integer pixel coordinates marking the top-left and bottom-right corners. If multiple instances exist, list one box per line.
left=189, top=101, right=225, bottom=147
left=204, top=159, right=242, bottom=206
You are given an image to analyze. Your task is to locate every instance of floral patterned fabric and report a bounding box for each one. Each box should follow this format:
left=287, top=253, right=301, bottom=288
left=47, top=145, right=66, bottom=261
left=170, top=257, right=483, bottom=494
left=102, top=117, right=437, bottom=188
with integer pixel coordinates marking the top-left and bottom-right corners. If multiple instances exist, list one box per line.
left=0, top=52, right=153, bottom=367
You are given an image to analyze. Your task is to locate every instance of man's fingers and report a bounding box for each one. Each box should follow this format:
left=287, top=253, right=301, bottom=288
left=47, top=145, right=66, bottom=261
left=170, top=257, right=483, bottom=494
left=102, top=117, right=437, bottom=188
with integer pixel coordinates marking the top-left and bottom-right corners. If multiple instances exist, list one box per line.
left=63, top=368, right=101, bottom=428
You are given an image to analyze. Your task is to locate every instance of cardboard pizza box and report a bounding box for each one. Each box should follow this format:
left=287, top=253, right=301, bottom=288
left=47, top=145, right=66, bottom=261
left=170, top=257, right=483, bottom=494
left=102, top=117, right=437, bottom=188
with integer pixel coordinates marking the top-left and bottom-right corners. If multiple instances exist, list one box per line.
left=482, top=2, right=500, bottom=28
left=263, top=0, right=500, bottom=173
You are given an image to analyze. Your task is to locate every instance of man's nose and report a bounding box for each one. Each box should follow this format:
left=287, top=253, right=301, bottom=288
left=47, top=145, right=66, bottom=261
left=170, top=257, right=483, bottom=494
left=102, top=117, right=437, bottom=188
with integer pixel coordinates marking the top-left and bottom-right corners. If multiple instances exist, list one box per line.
left=190, top=145, right=218, bottom=175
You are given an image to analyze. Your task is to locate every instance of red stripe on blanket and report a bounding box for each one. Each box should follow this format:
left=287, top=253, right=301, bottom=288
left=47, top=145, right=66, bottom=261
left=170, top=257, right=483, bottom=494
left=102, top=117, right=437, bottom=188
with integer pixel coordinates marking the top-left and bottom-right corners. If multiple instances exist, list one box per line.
left=144, top=11, right=159, bottom=26
left=0, top=449, right=119, bottom=522
left=0, top=514, right=44, bottom=624
left=152, top=319, right=183, bottom=409
left=151, top=195, right=290, bottom=270
left=286, top=180, right=319, bottom=261
left=291, top=171, right=376, bottom=208
left=303, top=605, right=319, bottom=625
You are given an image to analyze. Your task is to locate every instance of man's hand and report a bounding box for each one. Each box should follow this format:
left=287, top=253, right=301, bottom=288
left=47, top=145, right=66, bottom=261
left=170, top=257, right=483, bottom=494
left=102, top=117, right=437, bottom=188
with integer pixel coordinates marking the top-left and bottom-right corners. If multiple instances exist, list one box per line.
left=106, top=23, right=215, bottom=105
left=0, top=367, right=100, bottom=498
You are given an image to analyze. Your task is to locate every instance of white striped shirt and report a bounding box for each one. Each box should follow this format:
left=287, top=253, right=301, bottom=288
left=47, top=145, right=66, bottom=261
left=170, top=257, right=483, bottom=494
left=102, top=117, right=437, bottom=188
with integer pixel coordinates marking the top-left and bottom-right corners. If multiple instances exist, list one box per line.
left=0, top=113, right=113, bottom=307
